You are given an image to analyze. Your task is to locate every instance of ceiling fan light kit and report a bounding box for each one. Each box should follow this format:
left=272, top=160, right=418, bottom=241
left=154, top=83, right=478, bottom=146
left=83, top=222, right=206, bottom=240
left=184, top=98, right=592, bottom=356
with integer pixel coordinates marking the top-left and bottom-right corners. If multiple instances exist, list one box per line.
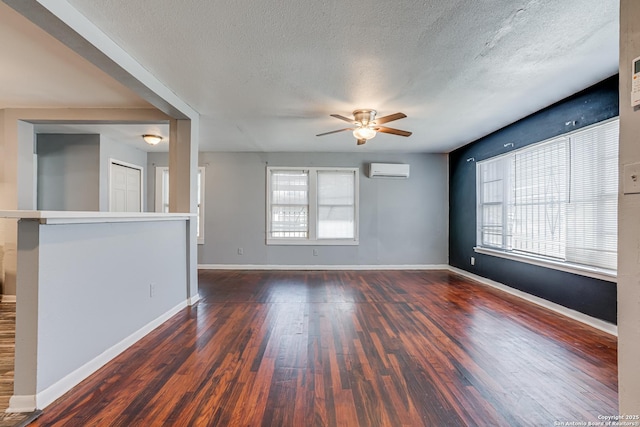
left=317, top=109, right=412, bottom=145
left=353, top=126, right=376, bottom=140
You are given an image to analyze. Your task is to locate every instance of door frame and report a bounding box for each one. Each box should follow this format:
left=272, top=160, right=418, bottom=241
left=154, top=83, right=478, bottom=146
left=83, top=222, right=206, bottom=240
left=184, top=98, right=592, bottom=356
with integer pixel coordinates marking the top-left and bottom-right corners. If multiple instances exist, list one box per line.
left=108, top=158, right=144, bottom=212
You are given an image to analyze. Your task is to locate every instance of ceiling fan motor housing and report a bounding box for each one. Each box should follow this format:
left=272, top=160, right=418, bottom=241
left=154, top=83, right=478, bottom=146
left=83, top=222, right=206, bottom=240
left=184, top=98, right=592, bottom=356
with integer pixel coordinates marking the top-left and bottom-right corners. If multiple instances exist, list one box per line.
left=353, top=109, right=376, bottom=125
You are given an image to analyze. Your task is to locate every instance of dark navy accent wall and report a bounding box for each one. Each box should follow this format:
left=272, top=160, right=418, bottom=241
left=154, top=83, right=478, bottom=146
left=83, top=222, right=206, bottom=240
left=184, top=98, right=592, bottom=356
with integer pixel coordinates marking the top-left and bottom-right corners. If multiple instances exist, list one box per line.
left=449, top=75, right=619, bottom=324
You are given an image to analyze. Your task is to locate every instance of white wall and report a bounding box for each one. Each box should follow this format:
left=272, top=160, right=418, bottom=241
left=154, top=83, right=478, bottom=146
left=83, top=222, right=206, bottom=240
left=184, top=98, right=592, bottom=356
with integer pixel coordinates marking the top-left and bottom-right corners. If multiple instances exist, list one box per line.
left=0, top=112, right=5, bottom=293
left=1, top=117, right=38, bottom=295
left=0, top=219, right=4, bottom=295
left=618, top=0, right=640, bottom=413
left=148, top=151, right=449, bottom=267
left=17, top=121, right=36, bottom=211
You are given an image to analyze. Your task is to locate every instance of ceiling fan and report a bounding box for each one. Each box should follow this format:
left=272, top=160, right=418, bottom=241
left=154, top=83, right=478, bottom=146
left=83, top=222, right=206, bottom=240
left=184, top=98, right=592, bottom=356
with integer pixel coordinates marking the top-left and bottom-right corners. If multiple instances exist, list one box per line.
left=316, top=109, right=412, bottom=145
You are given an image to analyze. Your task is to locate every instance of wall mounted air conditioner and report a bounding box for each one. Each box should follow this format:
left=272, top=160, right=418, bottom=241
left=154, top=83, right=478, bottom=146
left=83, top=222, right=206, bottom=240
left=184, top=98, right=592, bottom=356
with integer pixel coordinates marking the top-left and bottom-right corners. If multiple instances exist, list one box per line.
left=368, top=163, right=410, bottom=178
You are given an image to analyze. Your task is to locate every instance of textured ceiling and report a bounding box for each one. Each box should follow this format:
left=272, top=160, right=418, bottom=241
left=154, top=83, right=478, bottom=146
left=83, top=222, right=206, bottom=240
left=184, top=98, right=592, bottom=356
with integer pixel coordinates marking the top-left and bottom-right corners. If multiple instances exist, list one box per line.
left=3, top=0, right=619, bottom=153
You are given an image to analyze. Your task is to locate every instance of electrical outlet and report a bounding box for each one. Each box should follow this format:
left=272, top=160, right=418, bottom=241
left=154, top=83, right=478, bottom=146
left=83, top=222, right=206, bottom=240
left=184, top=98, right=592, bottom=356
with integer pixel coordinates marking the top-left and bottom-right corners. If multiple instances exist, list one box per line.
left=470, top=257, right=475, bottom=266
left=237, top=248, right=244, bottom=255
left=313, top=249, right=319, bottom=256
left=149, top=283, right=155, bottom=298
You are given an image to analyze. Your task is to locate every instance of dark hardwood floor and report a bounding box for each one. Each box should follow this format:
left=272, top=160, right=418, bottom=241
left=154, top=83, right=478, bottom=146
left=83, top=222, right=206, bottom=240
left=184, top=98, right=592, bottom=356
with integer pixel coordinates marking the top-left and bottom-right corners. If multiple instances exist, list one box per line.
left=30, top=270, right=617, bottom=426
left=0, top=301, right=42, bottom=427
left=0, top=301, right=16, bottom=411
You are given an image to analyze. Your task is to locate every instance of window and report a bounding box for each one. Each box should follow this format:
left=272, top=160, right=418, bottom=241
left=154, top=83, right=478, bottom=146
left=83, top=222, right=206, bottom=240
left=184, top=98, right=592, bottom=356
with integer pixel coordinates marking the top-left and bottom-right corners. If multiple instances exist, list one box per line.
left=155, top=167, right=205, bottom=244
left=269, top=169, right=309, bottom=238
left=476, top=118, right=619, bottom=276
left=267, top=167, right=359, bottom=245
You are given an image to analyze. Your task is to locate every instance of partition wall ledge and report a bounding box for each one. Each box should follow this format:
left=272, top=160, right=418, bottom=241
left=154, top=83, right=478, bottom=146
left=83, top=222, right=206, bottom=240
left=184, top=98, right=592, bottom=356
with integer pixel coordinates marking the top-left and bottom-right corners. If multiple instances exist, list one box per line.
left=0, top=210, right=194, bottom=225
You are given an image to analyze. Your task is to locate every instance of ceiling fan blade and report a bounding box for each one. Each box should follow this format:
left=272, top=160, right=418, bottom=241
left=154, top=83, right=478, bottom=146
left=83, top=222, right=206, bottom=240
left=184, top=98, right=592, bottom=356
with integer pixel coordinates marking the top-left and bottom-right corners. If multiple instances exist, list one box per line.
left=375, top=126, right=412, bottom=137
left=316, top=128, right=354, bottom=137
left=330, top=114, right=357, bottom=124
left=356, top=139, right=367, bottom=145
left=373, top=112, right=406, bottom=125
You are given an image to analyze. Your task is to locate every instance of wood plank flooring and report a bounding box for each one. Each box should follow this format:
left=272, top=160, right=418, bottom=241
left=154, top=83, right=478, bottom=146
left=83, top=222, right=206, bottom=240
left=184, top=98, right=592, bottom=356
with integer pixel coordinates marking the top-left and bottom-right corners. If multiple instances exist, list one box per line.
left=30, top=270, right=617, bottom=426
left=0, top=301, right=16, bottom=411
left=0, top=301, right=42, bottom=427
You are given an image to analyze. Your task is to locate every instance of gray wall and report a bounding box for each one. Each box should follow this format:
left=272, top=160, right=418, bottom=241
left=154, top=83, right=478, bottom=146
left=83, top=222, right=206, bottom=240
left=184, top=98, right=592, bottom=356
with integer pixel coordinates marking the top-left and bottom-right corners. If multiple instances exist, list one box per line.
left=99, top=137, right=147, bottom=211
left=36, top=134, right=148, bottom=212
left=148, top=151, right=449, bottom=266
left=14, top=218, right=188, bottom=397
left=37, top=134, right=100, bottom=211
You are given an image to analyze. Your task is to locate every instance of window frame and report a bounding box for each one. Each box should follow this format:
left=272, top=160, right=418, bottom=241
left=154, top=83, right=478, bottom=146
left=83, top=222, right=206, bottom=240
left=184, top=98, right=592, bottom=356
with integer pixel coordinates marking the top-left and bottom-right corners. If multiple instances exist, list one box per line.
left=155, top=166, right=206, bottom=245
left=474, top=118, right=619, bottom=283
left=266, top=166, right=359, bottom=246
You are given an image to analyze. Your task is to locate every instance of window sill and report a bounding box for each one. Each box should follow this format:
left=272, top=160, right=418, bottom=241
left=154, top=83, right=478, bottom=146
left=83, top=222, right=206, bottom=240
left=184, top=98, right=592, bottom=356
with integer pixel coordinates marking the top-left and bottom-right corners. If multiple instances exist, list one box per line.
left=473, top=246, right=616, bottom=283
left=267, top=239, right=359, bottom=246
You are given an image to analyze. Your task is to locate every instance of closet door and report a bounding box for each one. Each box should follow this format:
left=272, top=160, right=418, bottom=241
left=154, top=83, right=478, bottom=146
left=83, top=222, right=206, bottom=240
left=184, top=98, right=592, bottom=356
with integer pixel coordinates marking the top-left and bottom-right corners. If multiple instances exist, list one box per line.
left=110, top=162, right=141, bottom=212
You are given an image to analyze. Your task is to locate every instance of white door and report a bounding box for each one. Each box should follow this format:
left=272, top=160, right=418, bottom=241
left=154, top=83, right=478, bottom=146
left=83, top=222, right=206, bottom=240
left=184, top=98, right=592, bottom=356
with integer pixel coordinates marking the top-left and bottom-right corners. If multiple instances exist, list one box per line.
left=110, top=162, right=141, bottom=212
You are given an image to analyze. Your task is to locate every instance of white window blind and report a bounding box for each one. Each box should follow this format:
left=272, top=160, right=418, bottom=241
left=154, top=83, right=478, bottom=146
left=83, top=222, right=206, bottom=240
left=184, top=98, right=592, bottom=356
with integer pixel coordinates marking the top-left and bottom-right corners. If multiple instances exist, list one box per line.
left=511, top=138, right=569, bottom=259
left=317, top=170, right=356, bottom=239
left=161, top=168, right=170, bottom=213
left=567, top=121, right=619, bottom=270
left=478, top=155, right=512, bottom=249
left=155, top=167, right=206, bottom=244
left=269, top=170, right=309, bottom=238
left=477, top=118, right=618, bottom=273
left=267, top=167, right=359, bottom=245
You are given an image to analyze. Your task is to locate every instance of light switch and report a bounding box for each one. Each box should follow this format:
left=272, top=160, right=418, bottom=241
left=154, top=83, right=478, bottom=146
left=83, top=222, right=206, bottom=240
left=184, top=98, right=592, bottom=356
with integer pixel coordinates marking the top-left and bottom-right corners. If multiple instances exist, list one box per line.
left=623, top=162, right=640, bottom=194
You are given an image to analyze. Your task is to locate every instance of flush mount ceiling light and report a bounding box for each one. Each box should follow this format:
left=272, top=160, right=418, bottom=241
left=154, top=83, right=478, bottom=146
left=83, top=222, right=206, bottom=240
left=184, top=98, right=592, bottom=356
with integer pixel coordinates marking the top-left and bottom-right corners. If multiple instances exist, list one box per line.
left=317, top=109, right=411, bottom=145
left=142, top=134, right=162, bottom=145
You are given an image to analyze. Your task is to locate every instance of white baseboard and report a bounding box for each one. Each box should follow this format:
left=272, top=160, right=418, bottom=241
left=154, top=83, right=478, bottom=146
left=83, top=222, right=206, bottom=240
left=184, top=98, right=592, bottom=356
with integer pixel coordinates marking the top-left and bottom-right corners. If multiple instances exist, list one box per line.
left=198, top=264, right=449, bottom=271
left=188, top=293, right=200, bottom=306
left=6, top=395, right=36, bottom=413
left=448, top=266, right=618, bottom=336
left=1, top=295, right=16, bottom=303
left=8, top=299, right=189, bottom=412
